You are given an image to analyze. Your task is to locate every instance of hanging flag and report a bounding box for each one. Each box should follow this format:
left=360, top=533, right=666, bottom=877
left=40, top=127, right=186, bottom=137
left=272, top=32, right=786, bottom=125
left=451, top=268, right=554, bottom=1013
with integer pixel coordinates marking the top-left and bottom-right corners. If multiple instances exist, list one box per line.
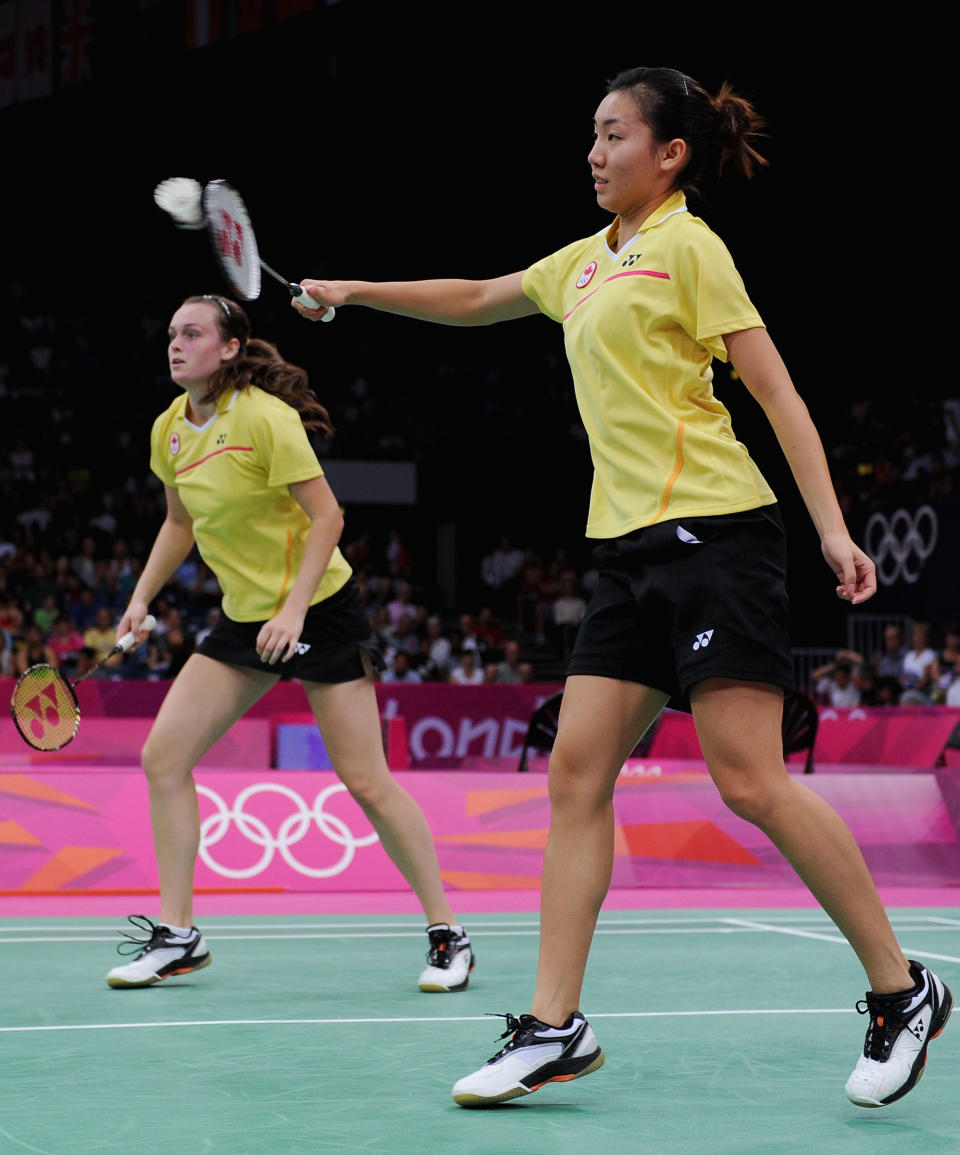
left=59, top=0, right=93, bottom=88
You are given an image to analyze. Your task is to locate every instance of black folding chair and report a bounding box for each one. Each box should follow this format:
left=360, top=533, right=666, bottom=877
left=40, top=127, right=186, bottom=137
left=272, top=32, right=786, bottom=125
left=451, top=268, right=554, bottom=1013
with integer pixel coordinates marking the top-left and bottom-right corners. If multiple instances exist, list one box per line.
left=781, top=688, right=819, bottom=774
left=517, top=690, right=661, bottom=772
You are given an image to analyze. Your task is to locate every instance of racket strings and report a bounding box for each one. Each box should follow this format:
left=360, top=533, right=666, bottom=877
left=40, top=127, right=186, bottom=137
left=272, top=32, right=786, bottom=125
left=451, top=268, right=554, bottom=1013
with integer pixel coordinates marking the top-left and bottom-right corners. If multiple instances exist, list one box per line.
left=10, top=665, right=80, bottom=751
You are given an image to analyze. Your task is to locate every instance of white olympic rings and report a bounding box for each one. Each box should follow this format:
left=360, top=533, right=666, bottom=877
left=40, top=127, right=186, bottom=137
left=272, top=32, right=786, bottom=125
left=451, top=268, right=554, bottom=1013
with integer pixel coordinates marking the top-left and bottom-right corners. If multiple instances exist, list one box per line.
left=196, top=782, right=379, bottom=879
left=864, top=505, right=938, bottom=586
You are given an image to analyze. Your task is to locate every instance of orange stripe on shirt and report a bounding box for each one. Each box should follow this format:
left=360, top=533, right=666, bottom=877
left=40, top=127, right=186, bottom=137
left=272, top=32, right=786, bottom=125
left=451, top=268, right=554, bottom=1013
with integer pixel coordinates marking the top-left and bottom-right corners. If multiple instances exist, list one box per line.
left=272, top=529, right=294, bottom=616
left=652, top=421, right=685, bottom=523
left=174, top=446, right=254, bottom=476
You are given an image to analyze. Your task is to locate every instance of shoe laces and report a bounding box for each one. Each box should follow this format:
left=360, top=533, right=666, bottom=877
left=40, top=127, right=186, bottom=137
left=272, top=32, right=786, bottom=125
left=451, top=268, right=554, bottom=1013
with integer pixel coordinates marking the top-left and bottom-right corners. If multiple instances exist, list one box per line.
left=855, top=993, right=910, bottom=1061
left=484, top=1012, right=545, bottom=1057
left=115, top=913, right=169, bottom=957
left=424, top=926, right=466, bottom=968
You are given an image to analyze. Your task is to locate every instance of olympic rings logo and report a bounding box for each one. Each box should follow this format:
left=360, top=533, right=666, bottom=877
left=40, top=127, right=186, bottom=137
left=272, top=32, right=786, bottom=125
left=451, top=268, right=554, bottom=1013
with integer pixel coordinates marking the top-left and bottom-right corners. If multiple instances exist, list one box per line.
left=864, top=505, right=938, bottom=586
left=195, top=782, right=379, bottom=879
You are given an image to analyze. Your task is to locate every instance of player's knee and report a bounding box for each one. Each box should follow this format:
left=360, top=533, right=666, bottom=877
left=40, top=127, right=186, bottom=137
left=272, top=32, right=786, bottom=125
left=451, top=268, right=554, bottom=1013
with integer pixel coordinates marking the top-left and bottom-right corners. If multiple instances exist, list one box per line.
left=714, top=774, right=781, bottom=827
left=548, top=748, right=616, bottom=812
left=141, top=735, right=191, bottom=788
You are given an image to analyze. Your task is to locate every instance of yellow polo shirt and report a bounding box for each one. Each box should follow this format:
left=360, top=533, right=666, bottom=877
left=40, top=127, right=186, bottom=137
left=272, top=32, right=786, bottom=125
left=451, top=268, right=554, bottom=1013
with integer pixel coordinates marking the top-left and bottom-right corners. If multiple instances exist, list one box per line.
left=150, top=386, right=351, bottom=621
left=522, top=191, right=776, bottom=537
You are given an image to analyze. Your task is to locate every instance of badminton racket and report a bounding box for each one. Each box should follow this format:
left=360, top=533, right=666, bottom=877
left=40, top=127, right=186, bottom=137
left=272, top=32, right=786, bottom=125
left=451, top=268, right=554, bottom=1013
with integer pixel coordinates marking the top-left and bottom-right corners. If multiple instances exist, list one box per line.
left=10, top=615, right=157, bottom=752
left=153, top=178, right=334, bottom=320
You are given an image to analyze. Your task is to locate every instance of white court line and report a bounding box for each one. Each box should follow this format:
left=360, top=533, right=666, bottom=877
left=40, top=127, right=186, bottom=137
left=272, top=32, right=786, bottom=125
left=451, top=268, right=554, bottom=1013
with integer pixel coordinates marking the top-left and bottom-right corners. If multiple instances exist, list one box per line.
left=726, top=917, right=960, bottom=965
left=0, top=1008, right=855, bottom=1035
left=1, top=913, right=953, bottom=933
left=3, top=920, right=957, bottom=946
left=0, top=928, right=754, bottom=945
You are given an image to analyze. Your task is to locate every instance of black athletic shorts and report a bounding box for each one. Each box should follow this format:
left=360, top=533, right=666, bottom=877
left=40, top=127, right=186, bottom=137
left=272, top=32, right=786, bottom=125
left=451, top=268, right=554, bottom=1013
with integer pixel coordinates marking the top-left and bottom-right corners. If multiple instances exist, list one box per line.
left=566, top=504, right=793, bottom=712
left=197, top=577, right=384, bottom=684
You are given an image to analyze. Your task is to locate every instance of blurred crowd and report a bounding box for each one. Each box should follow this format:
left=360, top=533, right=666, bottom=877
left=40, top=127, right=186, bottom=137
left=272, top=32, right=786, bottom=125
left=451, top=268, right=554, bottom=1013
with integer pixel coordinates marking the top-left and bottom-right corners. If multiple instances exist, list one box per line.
left=810, top=621, right=960, bottom=709
left=2, top=284, right=959, bottom=697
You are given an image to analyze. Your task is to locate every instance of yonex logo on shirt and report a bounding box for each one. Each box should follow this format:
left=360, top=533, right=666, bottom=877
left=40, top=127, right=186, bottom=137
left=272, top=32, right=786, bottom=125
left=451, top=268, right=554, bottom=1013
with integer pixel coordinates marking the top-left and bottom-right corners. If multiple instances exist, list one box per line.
left=692, top=630, right=714, bottom=651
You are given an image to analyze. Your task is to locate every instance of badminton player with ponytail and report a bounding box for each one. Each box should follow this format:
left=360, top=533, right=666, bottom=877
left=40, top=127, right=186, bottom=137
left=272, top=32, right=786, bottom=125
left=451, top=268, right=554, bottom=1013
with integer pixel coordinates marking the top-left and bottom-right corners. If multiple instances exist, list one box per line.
left=294, top=67, right=952, bottom=1109
left=106, top=293, right=474, bottom=993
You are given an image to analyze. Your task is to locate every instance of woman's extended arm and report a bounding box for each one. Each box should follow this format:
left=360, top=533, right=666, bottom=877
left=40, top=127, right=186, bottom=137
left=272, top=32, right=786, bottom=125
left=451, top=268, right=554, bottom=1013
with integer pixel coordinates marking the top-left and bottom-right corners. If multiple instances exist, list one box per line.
left=117, top=485, right=197, bottom=639
left=292, top=271, right=538, bottom=327
left=724, top=326, right=876, bottom=605
left=254, top=474, right=345, bottom=665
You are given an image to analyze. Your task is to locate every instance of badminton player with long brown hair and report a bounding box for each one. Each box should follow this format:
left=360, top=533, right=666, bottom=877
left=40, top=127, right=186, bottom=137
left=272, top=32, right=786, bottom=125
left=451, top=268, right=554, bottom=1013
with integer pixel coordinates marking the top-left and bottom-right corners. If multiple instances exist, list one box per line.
left=106, top=293, right=473, bottom=993
left=293, top=67, right=952, bottom=1109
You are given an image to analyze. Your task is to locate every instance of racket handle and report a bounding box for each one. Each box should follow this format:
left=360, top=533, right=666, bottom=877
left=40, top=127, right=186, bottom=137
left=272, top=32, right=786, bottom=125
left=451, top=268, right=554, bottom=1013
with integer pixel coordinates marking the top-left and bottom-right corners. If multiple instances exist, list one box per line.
left=288, top=283, right=336, bottom=322
left=115, top=614, right=158, bottom=654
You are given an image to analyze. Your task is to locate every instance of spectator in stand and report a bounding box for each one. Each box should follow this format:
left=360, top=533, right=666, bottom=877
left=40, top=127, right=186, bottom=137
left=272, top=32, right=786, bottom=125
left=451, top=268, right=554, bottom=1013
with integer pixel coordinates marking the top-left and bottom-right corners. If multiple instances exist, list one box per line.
left=457, top=613, right=483, bottom=658
left=386, top=580, right=419, bottom=628
left=385, top=529, right=412, bottom=579
left=495, top=639, right=524, bottom=684
left=875, top=675, right=903, bottom=706
left=33, top=592, right=61, bottom=635
left=474, top=606, right=508, bottom=655
left=533, top=560, right=565, bottom=647
left=516, top=548, right=545, bottom=632
left=551, top=576, right=588, bottom=660
left=70, top=588, right=99, bottom=633
left=381, top=650, right=422, bottom=683
left=945, top=657, right=960, bottom=707
left=875, top=624, right=907, bottom=681
left=0, top=595, right=24, bottom=635
left=483, top=662, right=499, bottom=684
left=0, top=631, right=13, bottom=677
left=13, top=624, right=58, bottom=675
left=423, top=615, right=454, bottom=675
left=812, top=654, right=861, bottom=708
left=450, top=649, right=484, bottom=685
left=195, top=607, right=221, bottom=648
left=49, top=616, right=86, bottom=677
left=931, top=622, right=960, bottom=704
left=83, top=607, right=117, bottom=664
left=481, top=536, right=526, bottom=617
left=71, top=536, right=99, bottom=589
left=900, top=621, right=937, bottom=705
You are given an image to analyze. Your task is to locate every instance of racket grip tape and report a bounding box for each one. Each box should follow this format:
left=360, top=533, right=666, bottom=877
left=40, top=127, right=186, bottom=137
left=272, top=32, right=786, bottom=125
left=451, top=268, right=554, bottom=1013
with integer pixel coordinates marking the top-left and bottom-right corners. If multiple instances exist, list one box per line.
left=115, top=614, right=158, bottom=654
left=288, top=283, right=336, bottom=322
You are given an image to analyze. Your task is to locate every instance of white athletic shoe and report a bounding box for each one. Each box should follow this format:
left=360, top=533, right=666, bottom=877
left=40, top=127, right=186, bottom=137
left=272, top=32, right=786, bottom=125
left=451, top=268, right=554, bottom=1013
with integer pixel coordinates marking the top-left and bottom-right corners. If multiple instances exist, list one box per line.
left=452, top=1011, right=604, bottom=1107
left=418, top=924, right=474, bottom=992
left=106, top=914, right=211, bottom=989
left=845, top=960, right=953, bottom=1107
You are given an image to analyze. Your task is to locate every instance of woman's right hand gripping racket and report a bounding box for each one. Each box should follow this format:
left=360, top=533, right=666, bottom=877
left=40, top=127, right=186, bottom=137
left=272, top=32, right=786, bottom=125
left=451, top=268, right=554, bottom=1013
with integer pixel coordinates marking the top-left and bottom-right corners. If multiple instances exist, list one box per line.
left=10, top=616, right=157, bottom=752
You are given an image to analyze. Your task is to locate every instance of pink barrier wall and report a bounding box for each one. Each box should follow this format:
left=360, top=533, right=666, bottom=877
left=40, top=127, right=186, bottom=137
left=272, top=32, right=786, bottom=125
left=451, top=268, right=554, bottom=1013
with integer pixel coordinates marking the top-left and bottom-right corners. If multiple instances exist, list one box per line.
left=650, top=707, right=960, bottom=769
left=3, top=766, right=959, bottom=894
left=0, top=718, right=270, bottom=768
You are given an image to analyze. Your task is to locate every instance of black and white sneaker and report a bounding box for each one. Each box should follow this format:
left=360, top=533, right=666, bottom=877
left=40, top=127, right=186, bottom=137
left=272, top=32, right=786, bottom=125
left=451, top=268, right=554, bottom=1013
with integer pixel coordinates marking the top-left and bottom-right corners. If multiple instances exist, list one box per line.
left=106, top=914, right=212, bottom=989
left=845, top=960, right=953, bottom=1107
left=452, top=1011, right=604, bottom=1106
left=418, top=924, right=474, bottom=992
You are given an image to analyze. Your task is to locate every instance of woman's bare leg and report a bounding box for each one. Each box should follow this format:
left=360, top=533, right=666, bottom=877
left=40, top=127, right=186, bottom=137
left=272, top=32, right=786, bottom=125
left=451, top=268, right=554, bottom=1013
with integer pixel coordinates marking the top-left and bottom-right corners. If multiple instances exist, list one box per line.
left=690, top=678, right=911, bottom=993
left=530, top=675, right=668, bottom=1026
left=141, top=655, right=278, bottom=928
left=303, top=675, right=456, bottom=925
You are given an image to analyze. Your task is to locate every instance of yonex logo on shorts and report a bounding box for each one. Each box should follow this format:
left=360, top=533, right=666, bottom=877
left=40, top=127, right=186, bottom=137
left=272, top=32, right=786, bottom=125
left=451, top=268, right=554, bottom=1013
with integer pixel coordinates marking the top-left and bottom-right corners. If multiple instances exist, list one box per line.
left=294, top=642, right=311, bottom=656
left=692, top=630, right=714, bottom=651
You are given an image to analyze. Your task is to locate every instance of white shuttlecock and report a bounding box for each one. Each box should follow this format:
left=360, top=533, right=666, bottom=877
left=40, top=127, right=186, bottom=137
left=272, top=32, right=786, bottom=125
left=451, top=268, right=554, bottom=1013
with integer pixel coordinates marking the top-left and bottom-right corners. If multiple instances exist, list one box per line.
left=153, top=177, right=204, bottom=229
